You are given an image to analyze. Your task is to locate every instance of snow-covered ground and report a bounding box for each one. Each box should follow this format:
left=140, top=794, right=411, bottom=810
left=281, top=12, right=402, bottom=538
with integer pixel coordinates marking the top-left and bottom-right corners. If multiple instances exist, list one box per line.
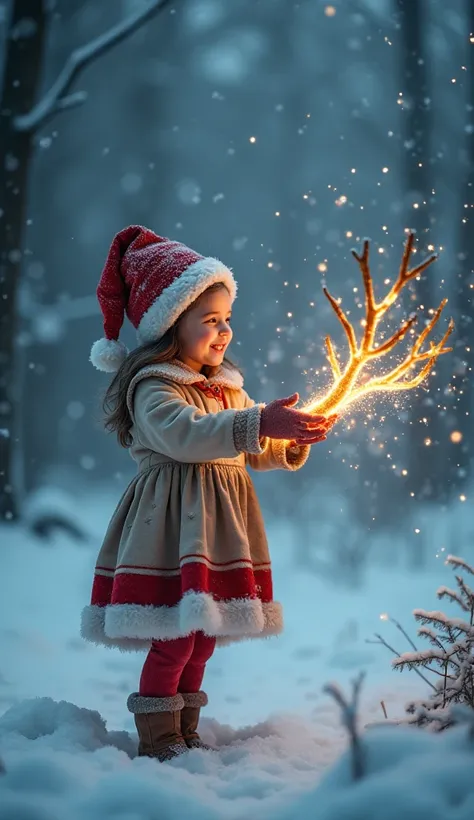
left=1, top=486, right=473, bottom=819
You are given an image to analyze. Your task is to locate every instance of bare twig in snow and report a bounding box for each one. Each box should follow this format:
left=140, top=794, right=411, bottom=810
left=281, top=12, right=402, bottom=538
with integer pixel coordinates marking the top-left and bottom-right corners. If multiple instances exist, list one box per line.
left=323, top=673, right=366, bottom=780
left=447, top=556, right=474, bottom=576
left=380, top=700, right=388, bottom=719
left=390, top=617, right=418, bottom=652
left=378, top=556, right=474, bottom=729
left=14, top=0, right=175, bottom=132
left=366, top=633, right=436, bottom=690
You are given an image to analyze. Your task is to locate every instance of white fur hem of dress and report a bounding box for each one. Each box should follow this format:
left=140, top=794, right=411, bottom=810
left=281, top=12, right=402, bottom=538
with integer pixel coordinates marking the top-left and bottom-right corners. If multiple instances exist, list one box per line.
left=80, top=592, right=283, bottom=651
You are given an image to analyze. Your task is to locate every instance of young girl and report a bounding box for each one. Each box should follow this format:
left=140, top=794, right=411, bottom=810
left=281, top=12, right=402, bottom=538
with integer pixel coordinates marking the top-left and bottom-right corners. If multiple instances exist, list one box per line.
left=82, top=225, right=336, bottom=762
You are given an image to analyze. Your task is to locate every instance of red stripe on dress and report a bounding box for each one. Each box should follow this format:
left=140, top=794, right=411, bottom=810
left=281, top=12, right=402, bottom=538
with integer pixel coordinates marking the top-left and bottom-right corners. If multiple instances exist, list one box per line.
left=96, top=556, right=271, bottom=571
left=90, top=573, right=114, bottom=607
left=181, top=562, right=257, bottom=598
left=91, top=564, right=273, bottom=607
left=181, top=554, right=269, bottom=568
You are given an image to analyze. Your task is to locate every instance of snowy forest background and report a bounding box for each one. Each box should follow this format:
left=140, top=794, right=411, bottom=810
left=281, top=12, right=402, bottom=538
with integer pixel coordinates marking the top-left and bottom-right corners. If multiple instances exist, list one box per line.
left=1, top=0, right=473, bottom=581
left=1, top=2, right=474, bottom=817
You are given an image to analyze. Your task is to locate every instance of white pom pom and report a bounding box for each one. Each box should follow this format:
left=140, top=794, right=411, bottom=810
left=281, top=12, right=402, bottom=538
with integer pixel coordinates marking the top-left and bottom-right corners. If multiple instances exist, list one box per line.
left=89, top=338, right=128, bottom=372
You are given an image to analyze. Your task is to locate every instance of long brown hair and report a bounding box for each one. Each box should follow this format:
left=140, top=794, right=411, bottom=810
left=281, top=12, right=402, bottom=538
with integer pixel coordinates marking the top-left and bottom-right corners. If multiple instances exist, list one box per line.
left=102, top=283, right=237, bottom=447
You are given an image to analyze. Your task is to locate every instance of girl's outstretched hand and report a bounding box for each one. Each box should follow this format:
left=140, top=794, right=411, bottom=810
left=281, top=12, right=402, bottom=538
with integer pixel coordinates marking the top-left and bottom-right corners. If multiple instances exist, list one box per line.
left=259, top=393, right=337, bottom=445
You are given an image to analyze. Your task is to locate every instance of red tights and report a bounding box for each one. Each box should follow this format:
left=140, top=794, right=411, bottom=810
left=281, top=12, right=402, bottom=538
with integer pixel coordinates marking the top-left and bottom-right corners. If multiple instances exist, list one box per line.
left=139, top=631, right=216, bottom=697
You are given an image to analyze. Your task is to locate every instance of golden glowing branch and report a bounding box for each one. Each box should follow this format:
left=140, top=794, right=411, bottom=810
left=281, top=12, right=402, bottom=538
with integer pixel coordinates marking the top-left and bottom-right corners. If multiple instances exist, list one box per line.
left=325, top=335, right=342, bottom=379
left=305, top=232, right=454, bottom=416
left=322, top=288, right=358, bottom=355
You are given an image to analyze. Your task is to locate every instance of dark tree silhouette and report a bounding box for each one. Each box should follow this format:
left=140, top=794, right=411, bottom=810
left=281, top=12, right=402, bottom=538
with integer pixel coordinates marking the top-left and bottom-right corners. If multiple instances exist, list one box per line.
left=0, top=0, right=46, bottom=522
left=446, top=2, right=474, bottom=490
left=0, top=0, right=172, bottom=522
left=396, top=0, right=447, bottom=512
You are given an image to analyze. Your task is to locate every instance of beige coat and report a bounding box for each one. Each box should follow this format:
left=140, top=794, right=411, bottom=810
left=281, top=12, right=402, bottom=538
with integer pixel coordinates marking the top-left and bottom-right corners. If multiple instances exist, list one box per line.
left=81, top=360, right=309, bottom=650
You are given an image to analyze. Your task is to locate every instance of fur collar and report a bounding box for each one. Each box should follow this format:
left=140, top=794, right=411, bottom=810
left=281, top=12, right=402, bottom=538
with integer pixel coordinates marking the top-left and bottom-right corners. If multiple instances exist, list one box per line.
left=127, top=359, right=244, bottom=417
left=146, top=359, right=244, bottom=389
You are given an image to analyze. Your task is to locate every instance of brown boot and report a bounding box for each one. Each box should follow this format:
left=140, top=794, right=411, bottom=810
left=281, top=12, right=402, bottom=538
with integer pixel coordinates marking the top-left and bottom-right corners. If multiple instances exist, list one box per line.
left=127, top=692, right=188, bottom=762
left=180, top=690, right=214, bottom=750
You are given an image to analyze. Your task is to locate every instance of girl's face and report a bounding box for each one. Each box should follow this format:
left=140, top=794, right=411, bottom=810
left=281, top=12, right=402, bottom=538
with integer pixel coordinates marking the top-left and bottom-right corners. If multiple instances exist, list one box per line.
left=177, top=286, right=233, bottom=372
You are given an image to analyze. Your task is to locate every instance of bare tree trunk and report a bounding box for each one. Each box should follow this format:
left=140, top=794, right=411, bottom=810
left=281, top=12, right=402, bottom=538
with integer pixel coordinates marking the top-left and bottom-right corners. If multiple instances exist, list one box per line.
left=396, top=0, right=444, bottom=515
left=0, top=0, right=47, bottom=520
left=0, top=0, right=172, bottom=521
left=446, top=0, right=474, bottom=488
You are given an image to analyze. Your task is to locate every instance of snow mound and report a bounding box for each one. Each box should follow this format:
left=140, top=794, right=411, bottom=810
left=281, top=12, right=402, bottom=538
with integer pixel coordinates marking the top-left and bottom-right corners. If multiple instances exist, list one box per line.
left=277, top=723, right=474, bottom=820
left=22, top=487, right=90, bottom=543
left=1, top=698, right=474, bottom=819
left=0, top=697, right=134, bottom=755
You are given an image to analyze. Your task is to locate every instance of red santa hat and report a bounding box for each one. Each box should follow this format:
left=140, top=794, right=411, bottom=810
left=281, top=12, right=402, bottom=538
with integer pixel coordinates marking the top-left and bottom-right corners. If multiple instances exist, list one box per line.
left=90, top=225, right=237, bottom=372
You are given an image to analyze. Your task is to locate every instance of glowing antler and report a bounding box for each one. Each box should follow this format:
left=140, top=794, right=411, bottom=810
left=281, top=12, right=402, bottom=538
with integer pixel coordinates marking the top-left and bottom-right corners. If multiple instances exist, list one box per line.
left=306, top=232, right=455, bottom=415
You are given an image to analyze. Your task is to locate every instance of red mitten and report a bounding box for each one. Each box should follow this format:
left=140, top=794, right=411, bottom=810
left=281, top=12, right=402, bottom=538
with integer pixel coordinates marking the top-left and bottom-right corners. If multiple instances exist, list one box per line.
left=260, top=393, right=336, bottom=444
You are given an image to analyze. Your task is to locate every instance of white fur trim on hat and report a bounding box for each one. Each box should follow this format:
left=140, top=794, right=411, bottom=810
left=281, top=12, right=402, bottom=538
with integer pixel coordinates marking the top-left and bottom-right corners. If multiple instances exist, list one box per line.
left=137, top=257, right=237, bottom=344
left=90, top=337, right=129, bottom=373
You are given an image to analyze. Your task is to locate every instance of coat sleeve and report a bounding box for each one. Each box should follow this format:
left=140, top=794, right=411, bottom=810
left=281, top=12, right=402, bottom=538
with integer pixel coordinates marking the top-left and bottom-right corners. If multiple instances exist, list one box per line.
left=132, top=379, right=265, bottom=463
left=240, top=391, right=310, bottom=472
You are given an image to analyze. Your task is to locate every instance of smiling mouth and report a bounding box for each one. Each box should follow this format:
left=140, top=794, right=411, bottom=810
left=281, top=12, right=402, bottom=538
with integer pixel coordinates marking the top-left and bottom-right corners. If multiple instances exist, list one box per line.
left=210, top=344, right=226, bottom=352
